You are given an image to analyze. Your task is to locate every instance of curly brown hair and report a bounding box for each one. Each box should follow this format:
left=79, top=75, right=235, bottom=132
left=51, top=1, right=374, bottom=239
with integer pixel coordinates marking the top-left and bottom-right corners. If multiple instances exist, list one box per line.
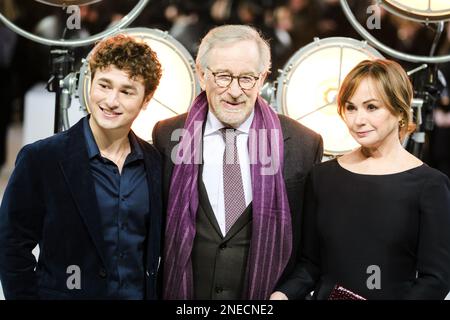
left=89, top=34, right=162, bottom=97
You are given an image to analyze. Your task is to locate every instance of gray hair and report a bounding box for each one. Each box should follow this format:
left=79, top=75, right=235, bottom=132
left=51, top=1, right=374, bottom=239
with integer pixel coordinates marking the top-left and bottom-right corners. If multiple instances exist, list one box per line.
left=196, top=25, right=271, bottom=74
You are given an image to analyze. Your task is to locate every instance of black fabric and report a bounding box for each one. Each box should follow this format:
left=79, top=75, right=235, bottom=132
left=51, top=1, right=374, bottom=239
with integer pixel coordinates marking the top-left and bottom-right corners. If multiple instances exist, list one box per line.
left=278, top=159, right=450, bottom=300
left=192, top=176, right=252, bottom=300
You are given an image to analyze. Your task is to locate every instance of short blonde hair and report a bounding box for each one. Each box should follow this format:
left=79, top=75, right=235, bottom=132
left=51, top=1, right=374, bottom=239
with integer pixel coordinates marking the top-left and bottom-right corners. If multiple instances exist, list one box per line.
left=337, top=59, right=413, bottom=136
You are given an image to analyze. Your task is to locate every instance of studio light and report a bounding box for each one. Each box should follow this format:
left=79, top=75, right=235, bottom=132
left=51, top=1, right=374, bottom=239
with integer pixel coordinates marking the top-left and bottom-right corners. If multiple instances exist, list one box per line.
left=276, top=37, right=384, bottom=155
left=380, top=0, right=450, bottom=22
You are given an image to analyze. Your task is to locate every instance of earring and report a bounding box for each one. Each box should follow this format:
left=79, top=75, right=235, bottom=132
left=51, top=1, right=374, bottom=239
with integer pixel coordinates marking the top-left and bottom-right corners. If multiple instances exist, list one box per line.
left=399, top=119, right=406, bottom=128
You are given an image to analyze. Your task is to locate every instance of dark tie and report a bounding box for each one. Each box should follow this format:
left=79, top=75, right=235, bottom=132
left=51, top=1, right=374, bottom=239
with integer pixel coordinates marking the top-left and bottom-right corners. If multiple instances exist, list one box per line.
left=221, top=128, right=246, bottom=234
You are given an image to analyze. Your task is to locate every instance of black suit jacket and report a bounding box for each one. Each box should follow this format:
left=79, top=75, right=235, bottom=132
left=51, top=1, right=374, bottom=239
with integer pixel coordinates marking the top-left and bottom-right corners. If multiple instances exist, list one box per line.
left=152, top=112, right=323, bottom=288
left=0, top=118, right=162, bottom=299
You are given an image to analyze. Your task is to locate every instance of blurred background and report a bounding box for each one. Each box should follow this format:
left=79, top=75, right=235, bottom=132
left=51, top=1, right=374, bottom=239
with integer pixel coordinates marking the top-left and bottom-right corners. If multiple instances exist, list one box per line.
left=1, top=0, right=450, bottom=300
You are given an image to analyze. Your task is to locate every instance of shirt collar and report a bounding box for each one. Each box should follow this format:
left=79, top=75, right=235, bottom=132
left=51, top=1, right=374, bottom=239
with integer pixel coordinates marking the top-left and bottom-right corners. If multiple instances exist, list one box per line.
left=204, top=109, right=255, bottom=137
left=128, top=130, right=144, bottom=160
left=83, top=116, right=144, bottom=160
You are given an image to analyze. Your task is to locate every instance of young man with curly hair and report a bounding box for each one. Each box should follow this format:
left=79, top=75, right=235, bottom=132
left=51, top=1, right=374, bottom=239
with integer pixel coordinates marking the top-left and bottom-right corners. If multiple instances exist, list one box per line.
left=0, top=34, right=163, bottom=300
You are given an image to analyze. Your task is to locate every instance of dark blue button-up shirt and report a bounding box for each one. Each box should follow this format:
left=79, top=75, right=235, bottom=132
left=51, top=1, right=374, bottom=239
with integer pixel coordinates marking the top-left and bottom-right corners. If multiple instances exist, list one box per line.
left=83, top=117, right=149, bottom=299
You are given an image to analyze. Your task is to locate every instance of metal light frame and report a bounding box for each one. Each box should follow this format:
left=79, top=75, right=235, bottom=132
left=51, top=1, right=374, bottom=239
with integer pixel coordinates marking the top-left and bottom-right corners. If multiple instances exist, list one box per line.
left=0, top=0, right=150, bottom=47
left=340, top=0, right=450, bottom=63
left=379, top=0, right=450, bottom=23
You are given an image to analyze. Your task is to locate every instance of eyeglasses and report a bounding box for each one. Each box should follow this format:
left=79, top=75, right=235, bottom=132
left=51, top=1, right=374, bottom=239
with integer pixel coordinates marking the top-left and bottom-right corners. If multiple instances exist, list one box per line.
left=207, top=67, right=260, bottom=90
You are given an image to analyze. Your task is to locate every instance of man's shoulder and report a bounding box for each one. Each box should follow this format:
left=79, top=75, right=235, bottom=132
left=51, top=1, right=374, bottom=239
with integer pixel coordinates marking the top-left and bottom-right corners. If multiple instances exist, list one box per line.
left=19, top=119, right=84, bottom=158
left=134, top=134, right=161, bottom=160
left=278, top=114, right=320, bottom=141
left=155, top=113, right=188, bottom=132
left=152, top=113, right=188, bottom=148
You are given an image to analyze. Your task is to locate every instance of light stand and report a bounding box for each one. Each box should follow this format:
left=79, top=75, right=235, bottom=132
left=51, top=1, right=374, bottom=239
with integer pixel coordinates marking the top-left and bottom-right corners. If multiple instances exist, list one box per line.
left=405, top=22, right=446, bottom=158
left=0, top=0, right=150, bottom=133
left=46, top=47, right=75, bottom=133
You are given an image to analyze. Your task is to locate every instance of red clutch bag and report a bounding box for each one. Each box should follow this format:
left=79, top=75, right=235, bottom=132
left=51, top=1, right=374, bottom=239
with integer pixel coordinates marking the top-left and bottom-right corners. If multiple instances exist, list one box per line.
left=328, top=285, right=367, bottom=300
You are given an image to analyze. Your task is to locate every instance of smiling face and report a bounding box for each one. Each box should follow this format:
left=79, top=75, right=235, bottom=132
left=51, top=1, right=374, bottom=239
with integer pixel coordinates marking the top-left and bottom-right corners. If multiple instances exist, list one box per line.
left=88, top=65, right=149, bottom=135
left=197, top=40, right=266, bottom=128
left=342, top=77, right=402, bottom=149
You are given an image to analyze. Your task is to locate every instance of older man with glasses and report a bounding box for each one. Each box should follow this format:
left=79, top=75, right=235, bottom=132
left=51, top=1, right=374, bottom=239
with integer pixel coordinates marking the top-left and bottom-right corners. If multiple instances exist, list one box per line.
left=152, top=24, right=323, bottom=300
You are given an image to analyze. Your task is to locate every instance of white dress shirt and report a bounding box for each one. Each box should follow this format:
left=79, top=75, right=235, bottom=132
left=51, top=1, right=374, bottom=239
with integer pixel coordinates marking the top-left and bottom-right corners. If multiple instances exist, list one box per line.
left=202, top=111, right=254, bottom=236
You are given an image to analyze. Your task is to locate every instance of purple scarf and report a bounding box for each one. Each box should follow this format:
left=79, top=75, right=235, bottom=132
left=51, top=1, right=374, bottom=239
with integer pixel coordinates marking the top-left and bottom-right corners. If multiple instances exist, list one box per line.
left=163, top=91, right=292, bottom=299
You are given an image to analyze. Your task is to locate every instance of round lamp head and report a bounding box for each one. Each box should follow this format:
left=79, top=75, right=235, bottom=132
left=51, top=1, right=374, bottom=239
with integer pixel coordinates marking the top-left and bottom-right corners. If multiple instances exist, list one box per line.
left=276, top=37, right=384, bottom=156
left=380, top=0, right=450, bottom=22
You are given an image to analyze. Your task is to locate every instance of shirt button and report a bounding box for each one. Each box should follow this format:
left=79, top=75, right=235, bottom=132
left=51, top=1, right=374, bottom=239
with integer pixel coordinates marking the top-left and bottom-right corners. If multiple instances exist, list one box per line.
left=121, top=196, right=126, bottom=202
left=215, top=286, right=223, bottom=294
left=98, top=268, right=107, bottom=278
left=219, top=243, right=227, bottom=250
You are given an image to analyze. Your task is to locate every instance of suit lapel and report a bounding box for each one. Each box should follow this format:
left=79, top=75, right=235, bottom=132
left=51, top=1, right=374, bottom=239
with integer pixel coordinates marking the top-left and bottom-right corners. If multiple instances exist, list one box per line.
left=223, top=204, right=252, bottom=241
left=279, top=116, right=291, bottom=177
left=58, top=120, right=108, bottom=268
left=138, top=133, right=162, bottom=271
left=198, top=167, right=253, bottom=240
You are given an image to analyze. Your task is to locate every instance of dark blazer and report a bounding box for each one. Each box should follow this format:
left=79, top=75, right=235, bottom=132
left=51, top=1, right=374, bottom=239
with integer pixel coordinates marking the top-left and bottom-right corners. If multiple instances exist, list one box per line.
left=0, top=118, right=162, bottom=300
left=152, top=112, right=323, bottom=290
left=192, top=177, right=253, bottom=299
